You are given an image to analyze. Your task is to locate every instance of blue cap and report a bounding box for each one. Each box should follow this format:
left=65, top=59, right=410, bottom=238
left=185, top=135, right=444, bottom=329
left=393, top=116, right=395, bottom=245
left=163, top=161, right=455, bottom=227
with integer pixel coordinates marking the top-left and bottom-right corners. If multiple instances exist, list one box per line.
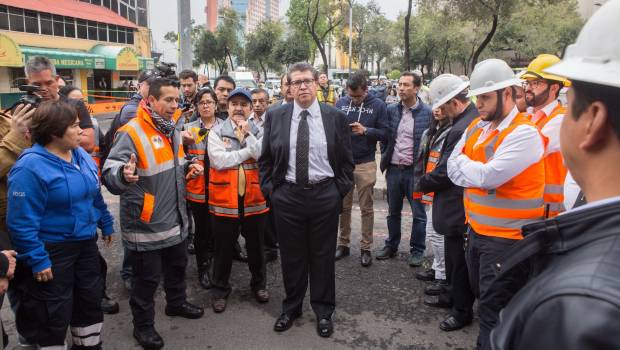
left=228, top=88, right=252, bottom=103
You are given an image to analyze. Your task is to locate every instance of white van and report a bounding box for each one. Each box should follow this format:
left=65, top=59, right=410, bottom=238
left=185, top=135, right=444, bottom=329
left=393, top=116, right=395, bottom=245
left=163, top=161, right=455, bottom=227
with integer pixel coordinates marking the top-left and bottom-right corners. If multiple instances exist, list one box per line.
left=230, top=71, right=257, bottom=90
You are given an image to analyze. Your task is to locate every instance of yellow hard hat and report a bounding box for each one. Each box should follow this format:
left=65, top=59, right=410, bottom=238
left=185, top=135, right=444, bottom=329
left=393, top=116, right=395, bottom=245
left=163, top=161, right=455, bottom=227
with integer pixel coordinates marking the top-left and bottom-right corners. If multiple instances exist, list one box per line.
left=521, top=54, right=571, bottom=86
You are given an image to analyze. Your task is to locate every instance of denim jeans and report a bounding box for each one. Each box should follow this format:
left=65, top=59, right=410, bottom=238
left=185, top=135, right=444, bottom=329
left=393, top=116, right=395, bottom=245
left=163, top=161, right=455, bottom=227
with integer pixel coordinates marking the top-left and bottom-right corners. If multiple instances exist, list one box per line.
left=385, top=165, right=427, bottom=254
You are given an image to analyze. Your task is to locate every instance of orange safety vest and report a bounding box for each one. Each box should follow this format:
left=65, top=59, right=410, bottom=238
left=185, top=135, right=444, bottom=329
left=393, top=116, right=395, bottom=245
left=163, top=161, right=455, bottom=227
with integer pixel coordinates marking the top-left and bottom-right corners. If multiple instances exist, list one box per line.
left=530, top=104, right=567, bottom=218
left=123, top=106, right=186, bottom=223
left=184, top=119, right=216, bottom=204
left=462, top=114, right=546, bottom=240
left=207, top=122, right=268, bottom=218
left=420, top=148, right=440, bottom=205
left=317, top=86, right=336, bottom=105
left=90, top=117, right=103, bottom=178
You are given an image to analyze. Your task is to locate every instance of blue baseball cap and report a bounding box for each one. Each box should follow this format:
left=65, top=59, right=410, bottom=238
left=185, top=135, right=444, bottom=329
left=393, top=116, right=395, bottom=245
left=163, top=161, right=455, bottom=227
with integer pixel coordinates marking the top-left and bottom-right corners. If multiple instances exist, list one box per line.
left=228, top=88, right=252, bottom=103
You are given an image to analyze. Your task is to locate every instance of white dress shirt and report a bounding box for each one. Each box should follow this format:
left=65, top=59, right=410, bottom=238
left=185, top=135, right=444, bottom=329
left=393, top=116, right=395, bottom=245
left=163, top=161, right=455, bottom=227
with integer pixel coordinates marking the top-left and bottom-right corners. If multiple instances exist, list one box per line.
left=249, top=112, right=265, bottom=133
left=448, top=106, right=545, bottom=190
left=207, top=118, right=262, bottom=170
left=529, top=100, right=564, bottom=156
left=285, top=99, right=334, bottom=183
left=562, top=171, right=582, bottom=211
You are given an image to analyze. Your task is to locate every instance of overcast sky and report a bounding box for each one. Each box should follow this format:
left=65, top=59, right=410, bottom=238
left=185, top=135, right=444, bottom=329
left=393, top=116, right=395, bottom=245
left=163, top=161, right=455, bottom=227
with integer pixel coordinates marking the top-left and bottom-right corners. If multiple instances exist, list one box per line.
left=149, top=0, right=409, bottom=63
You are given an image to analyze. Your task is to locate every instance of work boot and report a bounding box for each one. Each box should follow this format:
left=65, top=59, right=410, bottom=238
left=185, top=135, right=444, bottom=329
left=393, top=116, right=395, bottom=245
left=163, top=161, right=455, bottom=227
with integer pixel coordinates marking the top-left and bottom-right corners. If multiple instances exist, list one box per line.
left=360, top=250, right=372, bottom=267
left=101, top=293, right=120, bottom=315
left=133, top=327, right=164, bottom=350
left=334, top=246, right=350, bottom=261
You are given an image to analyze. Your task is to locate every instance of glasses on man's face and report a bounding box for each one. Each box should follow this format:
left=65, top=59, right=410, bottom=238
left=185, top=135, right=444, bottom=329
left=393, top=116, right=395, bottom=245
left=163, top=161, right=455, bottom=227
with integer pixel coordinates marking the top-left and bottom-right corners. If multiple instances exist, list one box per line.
left=290, top=79, right=315, bottom=88
left=522, top=80, right=545, bottom=90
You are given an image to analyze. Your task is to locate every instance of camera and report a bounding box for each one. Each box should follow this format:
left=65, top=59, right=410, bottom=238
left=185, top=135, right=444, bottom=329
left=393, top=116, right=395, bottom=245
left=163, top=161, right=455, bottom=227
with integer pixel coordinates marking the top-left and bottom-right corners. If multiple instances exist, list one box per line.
left=154, top=61, right=177, bottom=79
left=18, top=85, right=42, bottom=108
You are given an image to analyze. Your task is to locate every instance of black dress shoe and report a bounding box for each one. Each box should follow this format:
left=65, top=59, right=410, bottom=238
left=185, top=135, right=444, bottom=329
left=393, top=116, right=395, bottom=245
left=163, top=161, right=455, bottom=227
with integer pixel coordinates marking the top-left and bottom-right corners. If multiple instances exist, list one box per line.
left=133, top=327, right=164, bottom=350
left=198, top=268, right=212, bottom=290
left=165, top=302, right=204, bottom=319
left=424, top=280, right=448, bottom=296
left=101, top=295, right=120, bottom=315
left=439, top=315, right=472, bottom=332
left=423, top=296, right=452, bottom=309
left=273, top=312, right=301, bottom=332
left=375, top=246, right=397, bottom=260
left=415, top=268, right=435, bottom=282
left=360, top=250, right=372, bottom=267
left=335, top=246, right=350, bottom=261
left=317, top=318, right=333, bottom=338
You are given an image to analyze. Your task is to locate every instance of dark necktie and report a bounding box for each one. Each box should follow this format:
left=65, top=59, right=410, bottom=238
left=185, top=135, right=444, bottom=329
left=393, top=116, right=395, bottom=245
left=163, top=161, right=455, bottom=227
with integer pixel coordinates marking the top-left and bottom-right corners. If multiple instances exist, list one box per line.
left=296, top=110, right=310, bottom=186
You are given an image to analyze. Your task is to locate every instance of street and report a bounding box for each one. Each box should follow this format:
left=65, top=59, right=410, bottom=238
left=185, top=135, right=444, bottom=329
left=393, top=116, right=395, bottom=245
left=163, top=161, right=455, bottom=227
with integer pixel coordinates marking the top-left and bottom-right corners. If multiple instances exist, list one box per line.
left=3, top=113, right=476, bottom=349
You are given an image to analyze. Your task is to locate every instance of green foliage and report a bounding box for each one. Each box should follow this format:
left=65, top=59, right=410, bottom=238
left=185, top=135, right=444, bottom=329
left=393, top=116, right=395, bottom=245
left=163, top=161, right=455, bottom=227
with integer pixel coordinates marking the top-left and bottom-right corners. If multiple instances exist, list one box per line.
left=272, top=30, right=312, bottom=67
left=245, top=21, right=284, bottom=81
left=387, top=69, right=401, bottom=80
left=193, top=9, right=243, bottom=74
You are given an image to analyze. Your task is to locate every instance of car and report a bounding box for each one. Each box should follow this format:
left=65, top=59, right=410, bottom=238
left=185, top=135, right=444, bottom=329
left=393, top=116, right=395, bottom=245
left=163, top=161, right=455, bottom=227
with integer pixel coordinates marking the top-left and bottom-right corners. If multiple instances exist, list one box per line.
left=264, top=79, right=281, bottom=99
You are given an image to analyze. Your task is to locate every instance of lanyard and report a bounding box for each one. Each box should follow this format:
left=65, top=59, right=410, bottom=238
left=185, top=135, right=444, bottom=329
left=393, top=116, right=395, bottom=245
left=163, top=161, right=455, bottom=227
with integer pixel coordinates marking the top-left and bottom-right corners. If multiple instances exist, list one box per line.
left=346, top=100, right=364, bottom=122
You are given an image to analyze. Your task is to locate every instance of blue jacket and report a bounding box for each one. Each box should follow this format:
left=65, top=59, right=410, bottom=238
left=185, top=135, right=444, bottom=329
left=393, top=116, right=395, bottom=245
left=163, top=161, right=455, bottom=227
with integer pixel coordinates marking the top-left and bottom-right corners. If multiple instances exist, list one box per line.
left=336, top=94, right=389, bottom=164
left=7, top=144, right=114, bottom=273
left=380, top=97, right=432, bottom=172
left=118, top=93, right=142, bottom=126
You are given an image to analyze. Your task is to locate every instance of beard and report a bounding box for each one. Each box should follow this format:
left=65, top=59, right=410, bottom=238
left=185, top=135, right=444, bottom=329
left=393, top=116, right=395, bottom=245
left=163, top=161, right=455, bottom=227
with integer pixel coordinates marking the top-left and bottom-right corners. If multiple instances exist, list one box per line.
left=525, top=87, right=551, bottom=107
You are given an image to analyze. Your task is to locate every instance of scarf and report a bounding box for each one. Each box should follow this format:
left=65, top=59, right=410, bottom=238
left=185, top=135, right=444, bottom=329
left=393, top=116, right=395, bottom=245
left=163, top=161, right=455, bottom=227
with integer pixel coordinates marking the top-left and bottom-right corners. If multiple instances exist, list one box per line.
left=148, top=107, right=176, bottom=137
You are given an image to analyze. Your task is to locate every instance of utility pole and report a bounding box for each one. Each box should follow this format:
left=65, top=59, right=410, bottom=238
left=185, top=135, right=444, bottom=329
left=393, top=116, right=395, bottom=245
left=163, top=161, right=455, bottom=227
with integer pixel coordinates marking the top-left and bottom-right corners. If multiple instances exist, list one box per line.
left=348, top=0, right=353, bottom=77
left=177, top=0, right=193, bottom=71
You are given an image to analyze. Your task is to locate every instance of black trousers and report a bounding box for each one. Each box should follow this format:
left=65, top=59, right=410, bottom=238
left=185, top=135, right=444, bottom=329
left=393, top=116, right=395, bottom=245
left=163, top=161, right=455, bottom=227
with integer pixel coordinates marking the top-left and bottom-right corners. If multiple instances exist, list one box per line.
left=466, top=228, right=528, bottom=350
left=13, top=238, right=103, bottom=349
left=440, top=233, right=475, bottom=323
left=190, top=202, right=214, bottom=268
left=211, top=211, right=266, bottom=299
left=271, top=180, right=341, bottom=319
left=264, top=206, right=279, bottom=254
left=129, top=240, right=188, bottom=330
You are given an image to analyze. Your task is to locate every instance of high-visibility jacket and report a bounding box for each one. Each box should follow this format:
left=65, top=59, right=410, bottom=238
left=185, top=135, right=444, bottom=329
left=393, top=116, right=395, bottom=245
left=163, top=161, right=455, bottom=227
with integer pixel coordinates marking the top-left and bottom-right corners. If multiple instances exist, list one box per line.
left=413, top=123, right=451, bottom=204
left=317, top=86, right=337, bottom=105
left=90, top=117, right=103, bottom=178
left=102, top=102, right=189, bottom=251
left=184, top=119, right=216, bottom=204
left=530, top=104, right=567, bottom=218
left=207, top=120, right=268, bottom=218
left=462, top=114, right=546, bottom=240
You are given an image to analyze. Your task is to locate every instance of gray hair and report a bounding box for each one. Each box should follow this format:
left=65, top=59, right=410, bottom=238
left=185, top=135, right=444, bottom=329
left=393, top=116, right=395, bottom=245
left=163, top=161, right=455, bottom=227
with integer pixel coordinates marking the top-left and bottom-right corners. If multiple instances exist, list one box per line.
left=25, top=56, right=56, bottom=78
left=287, top=62, right=319, bottom=83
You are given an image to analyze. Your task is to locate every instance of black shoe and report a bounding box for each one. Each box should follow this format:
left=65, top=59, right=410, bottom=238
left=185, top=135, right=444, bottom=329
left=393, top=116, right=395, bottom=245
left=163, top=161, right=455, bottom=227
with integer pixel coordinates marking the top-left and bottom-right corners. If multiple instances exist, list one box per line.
left=317, top=318, right=333, bottom=338
left=133, top=327, right=164, bottom=350
left=423, top=296, right=452, bottom=309
left=233, top=242, right=248, bottom=262
left=101, top=295, right=119, bottom=315
left=198, top=266, right=212, bottom=290
left=415, top=268, right=435, bottom=282
left=273, top=312, right=301, bottom=332
left=375, top=246, right=397, bottom=260
left=439, top=315, right=472, bottom=332
left=424, top=280, right=448, bottom=296
left=265, top=249, right=278, bottom=263
left=335, top=246, right=350, bottom=261
left=360, top=250, right=372, bottom=267
left=165, top=302, right=204, bottom=319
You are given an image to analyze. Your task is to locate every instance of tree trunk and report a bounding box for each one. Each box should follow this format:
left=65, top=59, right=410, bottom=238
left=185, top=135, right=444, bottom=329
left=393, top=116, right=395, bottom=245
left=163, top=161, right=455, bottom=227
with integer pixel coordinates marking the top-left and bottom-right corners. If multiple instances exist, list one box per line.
left=471, top=14, right=499, bottom=71
left=376, top=59, right=381, bottom=77
left=259, top=60, right=267, bottom=82
left=404, top=0, right=413, bottom=71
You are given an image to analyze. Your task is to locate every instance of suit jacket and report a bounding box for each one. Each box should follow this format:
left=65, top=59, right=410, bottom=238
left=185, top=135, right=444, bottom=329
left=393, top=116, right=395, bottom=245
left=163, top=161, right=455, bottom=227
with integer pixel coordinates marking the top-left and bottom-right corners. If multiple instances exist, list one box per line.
left=418, top=103, right=478, bottom=236
left=258, top=101, right=354, bottom=200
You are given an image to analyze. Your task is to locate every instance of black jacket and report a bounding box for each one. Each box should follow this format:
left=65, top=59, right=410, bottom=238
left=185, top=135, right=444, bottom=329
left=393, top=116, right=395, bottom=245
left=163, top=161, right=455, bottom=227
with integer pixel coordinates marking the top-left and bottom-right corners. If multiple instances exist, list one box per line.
left=418, top=103, right=478, bottom=236
left=490, top=200, right=620, bottom=350
left=258, top=102, right=354, bottom=200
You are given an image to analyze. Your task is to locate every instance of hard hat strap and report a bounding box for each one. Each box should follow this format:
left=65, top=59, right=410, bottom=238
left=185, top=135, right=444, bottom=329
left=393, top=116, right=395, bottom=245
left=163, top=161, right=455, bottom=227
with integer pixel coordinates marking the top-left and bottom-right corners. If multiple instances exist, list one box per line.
left=489, top=89, right=505, bottom=122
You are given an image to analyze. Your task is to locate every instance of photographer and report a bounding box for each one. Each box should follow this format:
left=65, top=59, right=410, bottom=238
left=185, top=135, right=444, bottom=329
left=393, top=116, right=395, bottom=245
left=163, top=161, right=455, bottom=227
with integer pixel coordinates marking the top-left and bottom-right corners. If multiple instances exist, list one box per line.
left=23, top=56, right=95, bottom=153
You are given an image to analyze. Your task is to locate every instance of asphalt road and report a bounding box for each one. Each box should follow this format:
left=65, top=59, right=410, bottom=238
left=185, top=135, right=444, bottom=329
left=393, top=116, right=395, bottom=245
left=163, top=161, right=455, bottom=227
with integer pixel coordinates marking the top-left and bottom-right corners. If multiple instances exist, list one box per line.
left=1, top=112, right=478, bottom=349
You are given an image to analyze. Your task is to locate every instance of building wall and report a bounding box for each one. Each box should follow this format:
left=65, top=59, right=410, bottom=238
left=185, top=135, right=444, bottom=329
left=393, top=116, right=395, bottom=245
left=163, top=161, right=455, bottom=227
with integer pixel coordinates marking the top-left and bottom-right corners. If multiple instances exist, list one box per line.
left=3, top=31, right=142, bottom=54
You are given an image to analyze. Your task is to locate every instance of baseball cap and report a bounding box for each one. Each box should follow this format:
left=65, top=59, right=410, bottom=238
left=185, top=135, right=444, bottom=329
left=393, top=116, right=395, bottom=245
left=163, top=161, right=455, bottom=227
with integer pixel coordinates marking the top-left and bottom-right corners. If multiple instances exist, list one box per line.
left=228, top=88, right=252, bottom=103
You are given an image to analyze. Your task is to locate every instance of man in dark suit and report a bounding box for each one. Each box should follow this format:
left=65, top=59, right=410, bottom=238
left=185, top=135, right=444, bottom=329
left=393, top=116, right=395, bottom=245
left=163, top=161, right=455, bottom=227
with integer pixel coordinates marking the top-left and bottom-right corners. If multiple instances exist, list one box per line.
left=418, top=74, right=478, bottom=332
left=259, top=62, right=354, bottom=338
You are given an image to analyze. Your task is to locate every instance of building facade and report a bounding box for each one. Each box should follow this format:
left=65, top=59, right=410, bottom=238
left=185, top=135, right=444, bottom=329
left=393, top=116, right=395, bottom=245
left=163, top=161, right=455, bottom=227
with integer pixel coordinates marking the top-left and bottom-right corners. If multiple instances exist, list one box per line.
left=205, top=0, right=278, bottom=34
left=0, top=0, right=153, bottom=111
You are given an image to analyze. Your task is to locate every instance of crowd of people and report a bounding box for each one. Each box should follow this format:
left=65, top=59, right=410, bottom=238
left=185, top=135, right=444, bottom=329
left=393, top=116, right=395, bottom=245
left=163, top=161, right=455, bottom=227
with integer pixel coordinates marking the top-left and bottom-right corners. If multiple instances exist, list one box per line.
left=0, top=2, right=619, bottom=348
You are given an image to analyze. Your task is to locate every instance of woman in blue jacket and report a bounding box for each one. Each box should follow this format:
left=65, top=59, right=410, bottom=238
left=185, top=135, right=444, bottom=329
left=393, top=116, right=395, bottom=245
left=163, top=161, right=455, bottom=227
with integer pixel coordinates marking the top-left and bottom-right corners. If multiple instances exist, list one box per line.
left=7, top=100, right=114, bottom=350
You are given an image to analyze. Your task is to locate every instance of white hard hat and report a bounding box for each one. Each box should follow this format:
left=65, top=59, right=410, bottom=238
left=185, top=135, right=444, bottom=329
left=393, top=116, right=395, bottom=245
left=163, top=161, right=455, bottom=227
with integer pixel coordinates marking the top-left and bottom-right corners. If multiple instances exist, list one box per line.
left=429, top=74, right=470, bottom=110
left=467, top=58, right=521, bottom=97
left=544, top=0, right=620, bottom=88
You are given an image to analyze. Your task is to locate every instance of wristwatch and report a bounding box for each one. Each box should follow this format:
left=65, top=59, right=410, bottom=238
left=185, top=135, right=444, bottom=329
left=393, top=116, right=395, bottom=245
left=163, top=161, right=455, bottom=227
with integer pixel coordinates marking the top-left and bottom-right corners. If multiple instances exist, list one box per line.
left=363, top=127, right=368, bottom=135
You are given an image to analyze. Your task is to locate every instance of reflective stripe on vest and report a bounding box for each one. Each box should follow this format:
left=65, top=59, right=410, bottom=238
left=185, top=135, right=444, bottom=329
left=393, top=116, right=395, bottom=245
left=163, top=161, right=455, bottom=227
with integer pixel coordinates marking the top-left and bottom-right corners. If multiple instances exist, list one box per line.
left=532, top=104, right=568, bottom=218
left=421, top=149, right=441, bottom=204
left=462, top=114, right=545, bottom=240
left=91, top=117, right=102, bottom=178
left=317, top=87, right=336, bottom=105
left=186, top=148, right=206, bottom=203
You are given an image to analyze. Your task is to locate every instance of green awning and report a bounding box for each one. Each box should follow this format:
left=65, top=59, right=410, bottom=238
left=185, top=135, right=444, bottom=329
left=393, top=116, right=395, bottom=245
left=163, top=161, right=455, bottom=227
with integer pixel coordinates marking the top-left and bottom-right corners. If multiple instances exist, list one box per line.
left=21, top=47, right=105, bottom=69
left=90, top=45, right=141, bottom=71
left=139, top=57, right=154, bottom=70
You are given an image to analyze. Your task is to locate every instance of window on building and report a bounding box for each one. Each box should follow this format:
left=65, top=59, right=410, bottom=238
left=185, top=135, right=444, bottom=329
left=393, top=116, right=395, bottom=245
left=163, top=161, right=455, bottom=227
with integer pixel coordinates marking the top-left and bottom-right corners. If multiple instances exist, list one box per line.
left=108, top=24, right=118, bottom=43
left=64, top=16, right=75, bottom=38
left=0, top=6, right=8, bottom=30
left=103, top=0, right=111, bottom=8
left=120, top=3, right=128, bottom=18
left=117, top=27, right=126, bottom=43
left=126, top=29, right=134, bottom=44
left=137, top=8, right=147, bottom=27
left=57, top=69, right=74, bottom=86
left=128, top=8, right=136, bottom=23
left=76, top=19, right=87, bottom=39
left=137, top=0, right=146, bottom=8
left=40, top=13, right=52, bottom=35
left=52, top=15, right=64, bottom=36
left=8, top=7, right=24, bottom=32
left=111, top=0, right=118, bottom=13
left=87, top=20, right=98, bottom=40
left=10, top=67, right=27, bottom=89
left=91, top=0, right=102, bottom=5
left=98, top=22, right=107, bottom=41
left=24, top=10, right=38, bottom=33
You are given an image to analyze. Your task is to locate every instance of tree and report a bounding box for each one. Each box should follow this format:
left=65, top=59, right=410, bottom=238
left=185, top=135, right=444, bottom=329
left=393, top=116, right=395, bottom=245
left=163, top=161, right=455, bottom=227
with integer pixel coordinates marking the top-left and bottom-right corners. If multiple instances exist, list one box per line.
left=164, top=19, right=203, bottom=45
left=404, top=0, right=413, bottom=71
left=365, top=14, right=394, bottom=76
left=245, top=21, right=283, bottom=81
left=272, top=30, right=313, bottom=67
left=193, top=9, right=243, bottom=74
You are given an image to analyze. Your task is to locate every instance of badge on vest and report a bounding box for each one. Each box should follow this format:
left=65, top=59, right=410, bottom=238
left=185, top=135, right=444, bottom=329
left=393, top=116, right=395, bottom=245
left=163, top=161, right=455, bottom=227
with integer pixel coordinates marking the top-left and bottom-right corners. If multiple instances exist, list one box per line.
left=151, top=135, right=165, bottom=150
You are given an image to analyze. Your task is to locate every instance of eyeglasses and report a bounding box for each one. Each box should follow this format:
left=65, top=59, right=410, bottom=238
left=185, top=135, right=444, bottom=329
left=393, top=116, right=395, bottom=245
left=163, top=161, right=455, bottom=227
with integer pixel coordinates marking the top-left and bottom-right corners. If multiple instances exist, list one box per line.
left=198, top=100, right=216, bottom=107
left=290, top=79, right=315, bottom=88
left=521, top=80, right=545, bottom=89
